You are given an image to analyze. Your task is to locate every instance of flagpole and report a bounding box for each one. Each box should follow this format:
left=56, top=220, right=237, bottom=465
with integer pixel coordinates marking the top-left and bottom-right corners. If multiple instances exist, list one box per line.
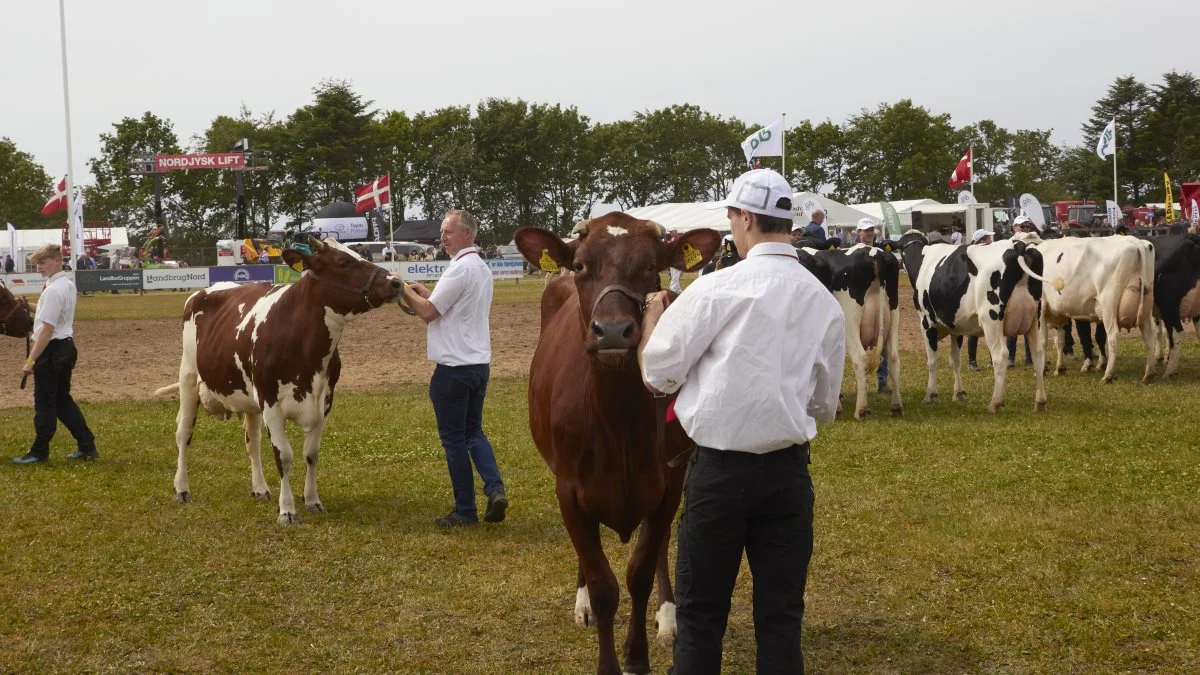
left=58, top=0, right=79, bottom=261
left=781, top=113, right=787, bottom=178
left=1112, top=118, right=1118, bottom=209
left=969, top=146, right=974, bottom=200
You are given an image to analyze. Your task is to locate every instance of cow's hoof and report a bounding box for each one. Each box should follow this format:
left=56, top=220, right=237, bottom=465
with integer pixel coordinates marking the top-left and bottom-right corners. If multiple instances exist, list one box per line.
left=306, top=502, right=325, bottom=513
left=924, top=394, right=938, bottom=404
left=891, top=405, right=903, bottom=416
left=987, top=404, right=1000, bottom=414
left=251, top=490, right=272, bottom=501
left=854, top=408, right=870, bottom=420
left=953, top=391, right=967, bottom=401
left=1035, top=400, right=1048, bottom=412
left=1080, top=362, right=1093, bottom=373
left=655, top=601, right=678, bottom=643
left=1141, top=374, right=1154, bottom=385
left=574, top=586, right=593, bottom=628
left=1055, top=367, right=1066, bottom=376
left=175, top=491, right=190, bottom=503
left=277, top=512, right=299, bottom=526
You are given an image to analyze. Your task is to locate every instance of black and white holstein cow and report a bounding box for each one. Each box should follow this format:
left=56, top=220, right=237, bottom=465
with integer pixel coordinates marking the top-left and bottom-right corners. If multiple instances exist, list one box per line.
left=1149, top=234, right=1200, bottom=377
left=897, top=231, right=1047, bottom=413
left=155, top=238, right=403, bottom=524
left=1018, top=233, right=1155, bottom=384
left=801, top=242, right=901, bottom=419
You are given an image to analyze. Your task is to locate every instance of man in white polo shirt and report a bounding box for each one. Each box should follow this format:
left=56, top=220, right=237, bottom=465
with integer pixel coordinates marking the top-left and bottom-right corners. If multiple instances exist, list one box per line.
left=639, top=168, right=845, bottom=673
left=14, top=244, right=98, bottom=464
left=401, top=209, right=508, bottom=528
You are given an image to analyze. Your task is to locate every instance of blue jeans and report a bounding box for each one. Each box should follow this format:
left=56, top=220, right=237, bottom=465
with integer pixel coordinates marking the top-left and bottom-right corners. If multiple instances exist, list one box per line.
left=877, top=355, right=889, bottom=387
left=429, top=363, right=504, bottom=518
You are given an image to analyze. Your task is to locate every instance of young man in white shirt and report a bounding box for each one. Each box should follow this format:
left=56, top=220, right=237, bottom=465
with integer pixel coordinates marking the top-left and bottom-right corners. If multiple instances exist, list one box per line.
left=14, top=244, right=98, bottom=464
left=639, top=168, right=846, bottom=674
left=401, top=210, right=508, bottom=528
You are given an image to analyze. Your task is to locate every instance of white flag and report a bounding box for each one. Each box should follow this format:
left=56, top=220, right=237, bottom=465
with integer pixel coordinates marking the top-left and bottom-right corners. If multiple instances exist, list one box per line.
left=1191, top=199, right=1199, bottom=226
left=741, top=118, right=784, bottom=165
left=1019, top=193, right=1046, bottom=230
left=6, top=222, right=19, bottom=273
left=1096, top=118, right=1116, bottom=160
left=72, top=193, right=85, bottom=260
left=1106, top=200, right=1121, bottom=227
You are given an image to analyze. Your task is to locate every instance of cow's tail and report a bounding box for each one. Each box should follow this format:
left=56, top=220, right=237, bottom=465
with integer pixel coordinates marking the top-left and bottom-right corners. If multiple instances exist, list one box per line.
left=1016, top=254, right=1063, bottom=291
left=1137, top=240, right=1153, bottom=325
left=154, top=383, right=180, bottom=398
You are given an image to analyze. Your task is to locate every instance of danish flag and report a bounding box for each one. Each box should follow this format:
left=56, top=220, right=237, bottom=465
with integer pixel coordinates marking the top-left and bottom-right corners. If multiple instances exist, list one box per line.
left=947, top=149, right=972, bottom=189
left=354, top=174, right=391, bottom=215
left=40, top=176, right=68, bottom=215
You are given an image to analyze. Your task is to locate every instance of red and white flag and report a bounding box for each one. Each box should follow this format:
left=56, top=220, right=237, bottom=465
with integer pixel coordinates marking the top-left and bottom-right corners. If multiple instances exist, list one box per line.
left=947, top=149, right=972, bottom=189
left=354, top=175, right=391, bottom=215
left=40, top=176, right=68, bottom=215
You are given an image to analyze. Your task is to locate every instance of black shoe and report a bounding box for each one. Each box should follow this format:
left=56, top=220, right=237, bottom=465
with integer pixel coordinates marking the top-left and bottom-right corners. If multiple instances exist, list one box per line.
left=968, top=361, right=979, bottom=371
left=435, top=510, right=479, bottom=529
left=484, top=492, right=509, bottom=523
left=67, top=449, right=99, bottom=461
left=12, top=453, right=47, bottom=465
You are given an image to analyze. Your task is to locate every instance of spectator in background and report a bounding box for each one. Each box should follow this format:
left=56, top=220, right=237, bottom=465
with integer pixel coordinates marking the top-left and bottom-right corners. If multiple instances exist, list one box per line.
left=382, top=244, right=395, bottom=262
left=5, top=254, right=15, bottom=274
left=803, top=208, right=827, bottom=239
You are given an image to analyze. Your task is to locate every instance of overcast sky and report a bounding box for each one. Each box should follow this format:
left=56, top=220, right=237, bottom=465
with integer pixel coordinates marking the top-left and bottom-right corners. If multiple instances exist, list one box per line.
left=1, top=0, right=1188, bottom=187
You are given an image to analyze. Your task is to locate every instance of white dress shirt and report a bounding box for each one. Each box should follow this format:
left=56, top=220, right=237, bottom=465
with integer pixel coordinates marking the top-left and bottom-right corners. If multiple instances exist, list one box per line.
left=33, top=271, right=76, bottom=340
left=427, top=246, right=492, bottom=366
left=642, top=242, right=845, bottom=453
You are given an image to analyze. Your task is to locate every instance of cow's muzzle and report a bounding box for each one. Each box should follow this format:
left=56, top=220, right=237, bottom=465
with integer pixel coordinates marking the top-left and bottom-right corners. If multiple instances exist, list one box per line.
left=588, top=284, right=646, bottom=353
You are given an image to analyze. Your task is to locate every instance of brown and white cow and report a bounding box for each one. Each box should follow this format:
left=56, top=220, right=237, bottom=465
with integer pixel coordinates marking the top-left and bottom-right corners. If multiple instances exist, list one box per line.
left=155, top=238, right=402, bottom=524
left=515, top=213, right=720, bottom=675
left=0, top=280, right=34, bottom=340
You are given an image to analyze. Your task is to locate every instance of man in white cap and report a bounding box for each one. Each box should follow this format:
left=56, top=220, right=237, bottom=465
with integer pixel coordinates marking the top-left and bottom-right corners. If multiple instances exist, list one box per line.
left=1012, top=214, right=1039, bottom=236
left=972, top=229, right=994, bottom=245
left=639, top=168, right=844, bottom=674
left=966, top=229, right=995, bottom=369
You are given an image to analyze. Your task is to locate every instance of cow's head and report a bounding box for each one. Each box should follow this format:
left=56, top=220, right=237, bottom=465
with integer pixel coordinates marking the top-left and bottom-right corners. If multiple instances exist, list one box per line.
left=515, top=213, right=720, bottom=362
left=281, top=237, right=402, bottom=314
left=0, top=281, right=33, bottom=338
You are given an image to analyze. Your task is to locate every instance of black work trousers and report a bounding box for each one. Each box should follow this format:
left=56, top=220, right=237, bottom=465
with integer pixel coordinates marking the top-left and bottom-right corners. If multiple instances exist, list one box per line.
left=672, top=443, right=813, bottom=675
left=28, top=338, right=95, bottom=459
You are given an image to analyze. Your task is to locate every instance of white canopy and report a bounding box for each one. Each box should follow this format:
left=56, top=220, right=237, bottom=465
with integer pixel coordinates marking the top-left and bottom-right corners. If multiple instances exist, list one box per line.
left=849, top=199, right=942, bottom=229
left=625, top=192, right=874, bottom=235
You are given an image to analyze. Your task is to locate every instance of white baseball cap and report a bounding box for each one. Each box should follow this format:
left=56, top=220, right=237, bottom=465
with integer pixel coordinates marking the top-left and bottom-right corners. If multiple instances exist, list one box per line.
left=1013, top=215, right=1040, bottom=231
left=708, top=168, right=794, bottom=220
left=972, top=229, right=994, bottom=242
left=791, top=222, right=805, bottom=232
left=856, top=218, right=878, bottom=231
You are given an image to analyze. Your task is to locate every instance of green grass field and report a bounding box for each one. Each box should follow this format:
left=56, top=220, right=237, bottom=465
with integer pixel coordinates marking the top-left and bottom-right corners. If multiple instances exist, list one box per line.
left=2, top=280, right=1199, bottom=672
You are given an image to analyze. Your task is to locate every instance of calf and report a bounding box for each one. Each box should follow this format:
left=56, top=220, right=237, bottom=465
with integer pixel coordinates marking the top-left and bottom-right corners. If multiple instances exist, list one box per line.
left=155, top=238, right=402, bottom=524
left=897, top=231, right=1047, bottom=413
left=1025, top=235, right=1155, bottom=383
left=515, top=213, right=719, bottom=675
left=803, top=243, right=902, bottom=419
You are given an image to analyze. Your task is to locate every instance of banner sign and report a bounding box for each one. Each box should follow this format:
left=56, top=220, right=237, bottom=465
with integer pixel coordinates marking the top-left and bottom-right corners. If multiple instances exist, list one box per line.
left=879, top=202, right=904, bottom=238
left=1105, top=200, right=1122, bottom=228
left=208, top=265, right=276, bottom=285
left=312, top=216, right=368, bottom=242
left=143, top=268, right=210, bottom=291
left=155, top=153, right=244, bottom=172
left=274, top=265, right=303, bottom=284
left=76, top=269, right=143, bottom=292
left=398, top=259, right=524, bottom=282
left=1, top=272, right=48, bottom=295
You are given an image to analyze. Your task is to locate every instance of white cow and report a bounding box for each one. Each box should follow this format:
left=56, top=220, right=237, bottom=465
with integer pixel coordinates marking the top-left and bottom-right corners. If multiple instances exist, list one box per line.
left=1021, top=234, right=1155, bottom=383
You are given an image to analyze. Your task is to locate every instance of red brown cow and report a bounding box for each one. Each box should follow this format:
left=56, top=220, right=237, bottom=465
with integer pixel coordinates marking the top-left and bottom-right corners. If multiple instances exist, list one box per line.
left=154, top=238, right=402, bottom=524
left=0, top=281, right=34, bottom=339
left=515, top=213, right=720, bottom=675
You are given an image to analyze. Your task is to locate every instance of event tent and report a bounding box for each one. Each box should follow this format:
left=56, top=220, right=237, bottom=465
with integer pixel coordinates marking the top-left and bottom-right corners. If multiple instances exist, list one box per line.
left=2, top=227, right=130, bottom=273
left=848, top=199, right=942, bottom=230
left=625, top=193, right=874, bottom=236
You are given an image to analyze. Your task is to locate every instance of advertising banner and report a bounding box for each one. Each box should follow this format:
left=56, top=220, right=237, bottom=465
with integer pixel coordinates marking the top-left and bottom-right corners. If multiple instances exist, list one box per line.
left=1, top=272, right=48, bottom=295
left=312, top=216, right=369, bottom=242
left=76, top=269, right=143, bottom=292
left=143, top=268, right=210, bottom=291
left=274, top=265, right=303, bottom=284
left=398, top=259, right=525, bottom=282
left=155, top=153, right=244, bottom=172
left=208, top=265, right=276, bottom=285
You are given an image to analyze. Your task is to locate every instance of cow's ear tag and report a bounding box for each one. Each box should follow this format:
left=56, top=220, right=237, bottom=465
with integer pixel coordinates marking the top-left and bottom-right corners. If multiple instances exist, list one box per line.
left=539, top=250, right=559, bottom=273
left=884, top=243, right=893, bottom=252
left=680, top=242, right=702, bottom=269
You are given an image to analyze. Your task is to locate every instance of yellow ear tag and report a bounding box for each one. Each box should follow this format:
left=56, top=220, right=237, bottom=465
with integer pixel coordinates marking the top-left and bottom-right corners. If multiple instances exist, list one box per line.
left=681, top=242, right=702, bottom=269
left=539, top=250, right=559, bottom=273
left=290, top=261, right=305, bottom=272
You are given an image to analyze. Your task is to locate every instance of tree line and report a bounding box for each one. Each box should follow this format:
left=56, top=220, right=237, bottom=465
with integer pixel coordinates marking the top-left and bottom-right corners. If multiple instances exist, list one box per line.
left=1, top=71, right=1196, bottom=249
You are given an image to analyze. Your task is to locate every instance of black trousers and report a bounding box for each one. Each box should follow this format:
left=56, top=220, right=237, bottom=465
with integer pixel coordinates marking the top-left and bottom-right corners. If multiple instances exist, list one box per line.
left=673, top=443, right=813, bottom=675
left=28, top=338, right=95, bottom=459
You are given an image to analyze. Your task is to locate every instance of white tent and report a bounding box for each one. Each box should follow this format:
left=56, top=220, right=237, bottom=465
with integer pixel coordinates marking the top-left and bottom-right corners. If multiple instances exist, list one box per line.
left=627, top=193, right=874, bottom=237
left=1, top=227, right=130, bottom=271
left=848, top=199, right=942, bottom=230
left=791, top=192, right=875, bottom=238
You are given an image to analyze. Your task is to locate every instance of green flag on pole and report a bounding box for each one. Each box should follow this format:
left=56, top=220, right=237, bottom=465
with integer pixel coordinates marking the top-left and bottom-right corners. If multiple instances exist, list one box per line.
left=880, top=201, right=903, bottom=238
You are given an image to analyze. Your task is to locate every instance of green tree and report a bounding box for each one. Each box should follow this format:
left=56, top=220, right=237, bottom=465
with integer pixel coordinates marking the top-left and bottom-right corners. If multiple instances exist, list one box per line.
left=839, top=100, right=958, bottom=203
left=784, top=120, right=847, bottom=196
left=409, top=105, right=477, bottom=220
left=953, top=119, right=1012, bottom=203
left=0, top=138, right=56, bottom=228
left=1082, top=76, right=1153, bottom=204
left=85, top=112, right=184, bottom=237
left=378, top=110, right=416, bottom=225
left=1143, top=70, right=1200, bottom=201
left=536, top=104, right=600, bottom=236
